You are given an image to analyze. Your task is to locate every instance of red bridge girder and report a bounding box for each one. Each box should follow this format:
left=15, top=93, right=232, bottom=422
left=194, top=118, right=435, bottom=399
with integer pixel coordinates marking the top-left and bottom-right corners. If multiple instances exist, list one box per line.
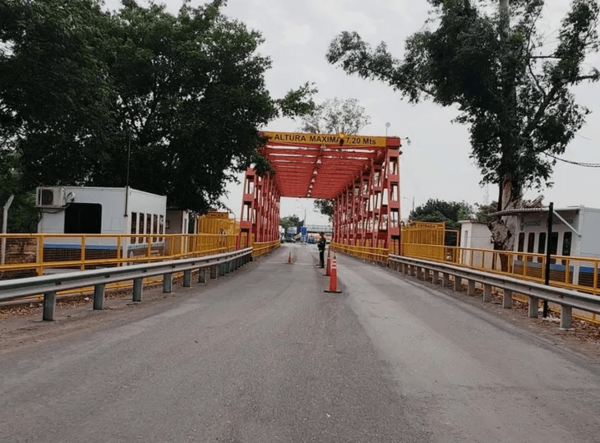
left=239, top=131, right=402, bottom=251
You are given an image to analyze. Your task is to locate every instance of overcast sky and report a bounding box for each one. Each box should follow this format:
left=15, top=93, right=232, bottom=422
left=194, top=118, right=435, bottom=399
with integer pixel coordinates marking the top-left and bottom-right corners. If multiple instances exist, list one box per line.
left=105, top=0, right=600, bottom=225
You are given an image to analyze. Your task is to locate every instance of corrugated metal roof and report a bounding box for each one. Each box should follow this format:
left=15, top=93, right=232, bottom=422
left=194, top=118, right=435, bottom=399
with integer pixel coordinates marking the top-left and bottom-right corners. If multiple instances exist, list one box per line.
left=489, top=206, right=584, bottom=217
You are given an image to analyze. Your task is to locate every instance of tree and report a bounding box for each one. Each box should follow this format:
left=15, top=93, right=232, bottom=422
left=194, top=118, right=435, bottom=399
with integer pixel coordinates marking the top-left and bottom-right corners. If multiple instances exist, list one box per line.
left=0, top=0, right=117, bottom=188
left=280, top=215, right=301, bottom=234
left=327, top=0, right=600, bottom=251
left=298, top=97, right=370, bottom=134
left=409, top=199, right=473, bottom=230
left=0, top=0, right=316, bottom=214
left=297, top=97, right=370, bottom=221
left=313, top=199, right=334, bottom=222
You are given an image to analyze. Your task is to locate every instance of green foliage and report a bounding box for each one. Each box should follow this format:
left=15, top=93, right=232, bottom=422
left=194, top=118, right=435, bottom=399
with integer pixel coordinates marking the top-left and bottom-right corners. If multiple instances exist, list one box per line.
left=327, top=0, right=599, bottom=212
left=0, top=0, right=316, bottom=214
left=313, top=199, right=334, bottom=222
left=409, top=199, right=473, bottom=229
left=0, top=153, right=38, bottom=232
left=280, top=215, right=301, bottom=232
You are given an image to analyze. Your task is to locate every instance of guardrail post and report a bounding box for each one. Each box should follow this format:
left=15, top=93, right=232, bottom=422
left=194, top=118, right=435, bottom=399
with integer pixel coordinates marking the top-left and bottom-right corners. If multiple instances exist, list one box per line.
left=528, top=296, right=539, bottom=318
left=443, top=273, right=450, bottom=287
left=133, top=278, right=143, bottom=302
left=93, top=284, right=105, bottom=310
left=219, top=263, right=226, bottom=277
left=43, top=291, right=56, bottom=321
left=199, top=268, right=207, bottom=283
left=432, top=271, right=440, bottom=285
left=483, top=284, right=492, bottom=303
left=183, top=270, right=192, bottom=288
left=210, top=265, right=218, bottom=280
left=416, top=267, right=423, bottom=280
left=560, top=305, right=573, bottom=330
left=163, top=273, right=173, bottom=293
left=467, top=280, right=475, bottom=296
left=453, top=276, right=461, bottom=292
left=502, top=289, right=512, bottom=309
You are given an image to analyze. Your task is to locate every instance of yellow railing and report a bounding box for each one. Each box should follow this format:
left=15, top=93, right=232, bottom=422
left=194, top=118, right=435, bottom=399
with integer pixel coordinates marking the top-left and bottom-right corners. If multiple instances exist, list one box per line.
left=0, top=233, right=240, bottom=279
left=402, top=242, right=600, bottom=324
left=331, top=242, right=388, bottom=263
left=402, top=243, right=600, bottom=295
left=252, top=239, right=281, bottom=257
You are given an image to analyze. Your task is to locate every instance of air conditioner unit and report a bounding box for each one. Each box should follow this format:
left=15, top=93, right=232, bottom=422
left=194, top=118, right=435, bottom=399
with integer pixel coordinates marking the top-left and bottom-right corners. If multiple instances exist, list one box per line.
left=36, top=187, right=68, bottom=208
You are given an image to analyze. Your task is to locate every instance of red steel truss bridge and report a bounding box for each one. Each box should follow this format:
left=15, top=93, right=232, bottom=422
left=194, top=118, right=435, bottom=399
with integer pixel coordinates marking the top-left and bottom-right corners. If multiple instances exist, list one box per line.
left=239, top=131, right=402, bottom=252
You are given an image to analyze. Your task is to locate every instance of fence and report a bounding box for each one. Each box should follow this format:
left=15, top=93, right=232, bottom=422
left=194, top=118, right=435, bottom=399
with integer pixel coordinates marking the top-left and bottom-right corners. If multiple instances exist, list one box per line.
left=330, top=241, right=389, bottom=263
left=0, top=233, right=240, bottom=279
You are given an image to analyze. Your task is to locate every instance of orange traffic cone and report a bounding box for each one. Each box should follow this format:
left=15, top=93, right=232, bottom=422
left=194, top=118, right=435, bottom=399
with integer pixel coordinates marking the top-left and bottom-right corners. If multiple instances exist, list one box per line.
left=288, top=251, right=292, bottom=264
left=324, top=254, right=342, bottom=293
left=325, top=249, right=331, bottom=276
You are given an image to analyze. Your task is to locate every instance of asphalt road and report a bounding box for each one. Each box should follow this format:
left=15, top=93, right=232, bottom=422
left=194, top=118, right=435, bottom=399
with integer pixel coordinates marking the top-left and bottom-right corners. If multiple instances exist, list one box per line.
left=1, top=244, right=600, bottom=442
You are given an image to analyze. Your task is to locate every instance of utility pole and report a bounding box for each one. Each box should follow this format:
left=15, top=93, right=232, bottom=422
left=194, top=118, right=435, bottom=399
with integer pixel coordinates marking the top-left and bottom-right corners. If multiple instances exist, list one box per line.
left=1, top=195, right=15, bottom=266
left=543, top=202, right=554, bottom=318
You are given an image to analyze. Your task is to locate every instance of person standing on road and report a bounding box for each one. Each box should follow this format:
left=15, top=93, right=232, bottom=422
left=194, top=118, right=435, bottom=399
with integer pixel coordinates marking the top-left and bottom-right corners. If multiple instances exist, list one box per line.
left=317, top=232, right=326, bottom=268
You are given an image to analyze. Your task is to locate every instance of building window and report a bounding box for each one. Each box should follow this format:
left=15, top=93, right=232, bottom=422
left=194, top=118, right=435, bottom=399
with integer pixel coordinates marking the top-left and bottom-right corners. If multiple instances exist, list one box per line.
left=550, top=232, right=559, bottom=255
left=146, top=214, right=152, bottom=242
left=562, top=232, right=572, bottom=256
left=517, top=232, right=525, bottom=252
left=139, top=213, right=145, bottom=243
left=131, top=212, right=137, bottom=244
left=159, top=215, right=164, bottom=241
left=463, top=230, right=469, bottom=247
left=538, top=232, right=546, bottom=254
left=153, top=214, right=158, bottom=242
left=64, top=203, right=102, bottom=234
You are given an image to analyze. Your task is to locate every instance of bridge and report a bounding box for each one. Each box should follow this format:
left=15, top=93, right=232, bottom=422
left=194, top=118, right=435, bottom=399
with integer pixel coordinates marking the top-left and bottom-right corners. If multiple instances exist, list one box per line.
left=1, top=132, right=600, bottom=441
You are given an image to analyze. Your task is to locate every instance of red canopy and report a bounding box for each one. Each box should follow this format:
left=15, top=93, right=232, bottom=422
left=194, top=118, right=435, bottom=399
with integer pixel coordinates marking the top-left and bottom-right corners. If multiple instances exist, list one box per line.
left=259, top=132, right=401, bottom=199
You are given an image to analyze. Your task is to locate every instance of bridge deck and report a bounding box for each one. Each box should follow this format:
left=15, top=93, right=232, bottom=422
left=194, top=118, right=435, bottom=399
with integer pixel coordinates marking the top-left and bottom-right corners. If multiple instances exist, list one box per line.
left=1, top=245, right=599, bottom=442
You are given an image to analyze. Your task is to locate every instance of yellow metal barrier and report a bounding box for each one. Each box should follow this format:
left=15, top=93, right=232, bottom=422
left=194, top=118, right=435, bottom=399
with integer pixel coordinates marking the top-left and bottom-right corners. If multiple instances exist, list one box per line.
left=252, top=239, right=280, bottom=257
left=0, top=233, right=239, bottom=279
left=402, top=242, right=600, bottom=324
left=331, top=242, right=388, bottom=263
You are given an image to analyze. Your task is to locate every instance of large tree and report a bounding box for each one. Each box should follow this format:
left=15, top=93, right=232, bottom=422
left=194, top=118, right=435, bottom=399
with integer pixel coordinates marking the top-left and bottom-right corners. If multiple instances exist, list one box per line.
left=327, top=0, right=600, bottom=251
left=0, top=0, right=117, bottom=187
left=0, top=0, right=315, bottom=215
left=297, top=97, right=370, bottom=222
left=409, top=199, right=473, bottom=230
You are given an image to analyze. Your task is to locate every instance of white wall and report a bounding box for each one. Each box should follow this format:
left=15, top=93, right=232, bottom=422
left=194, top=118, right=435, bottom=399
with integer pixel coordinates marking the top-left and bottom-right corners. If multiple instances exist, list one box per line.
left=38, top=187, right=166, bottom=249
left=578, top=208, right=600, bottom=258
left=460, top=221, right=494, bottom=268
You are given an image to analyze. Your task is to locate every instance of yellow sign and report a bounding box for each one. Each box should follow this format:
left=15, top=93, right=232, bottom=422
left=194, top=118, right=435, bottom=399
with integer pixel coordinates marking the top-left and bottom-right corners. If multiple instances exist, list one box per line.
left=262, top=131, right=388, bottom=148
left=205, top=211, right=229, bottom=219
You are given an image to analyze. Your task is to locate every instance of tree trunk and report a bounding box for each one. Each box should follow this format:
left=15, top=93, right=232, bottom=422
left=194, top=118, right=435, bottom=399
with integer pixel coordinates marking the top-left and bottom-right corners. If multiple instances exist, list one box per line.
left=488, top=174, right=521, bottom=271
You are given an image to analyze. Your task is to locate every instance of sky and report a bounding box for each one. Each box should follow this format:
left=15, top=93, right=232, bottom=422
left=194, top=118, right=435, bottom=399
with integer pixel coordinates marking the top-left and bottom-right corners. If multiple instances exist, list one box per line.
left=105, top=0, right=600, bottom=225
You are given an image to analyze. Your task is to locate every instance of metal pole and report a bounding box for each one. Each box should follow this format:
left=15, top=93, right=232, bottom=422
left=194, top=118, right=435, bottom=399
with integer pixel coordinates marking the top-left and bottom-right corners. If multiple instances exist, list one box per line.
left=1, top=195, right=15, bottom=266
left=543, top=202, right=553, bottom=318
left=124, top=130, right=131, bottom=217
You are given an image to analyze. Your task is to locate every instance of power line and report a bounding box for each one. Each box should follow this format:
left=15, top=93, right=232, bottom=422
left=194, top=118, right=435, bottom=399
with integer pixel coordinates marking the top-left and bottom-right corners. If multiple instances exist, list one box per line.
left=544, top=152, right=600, bottom=168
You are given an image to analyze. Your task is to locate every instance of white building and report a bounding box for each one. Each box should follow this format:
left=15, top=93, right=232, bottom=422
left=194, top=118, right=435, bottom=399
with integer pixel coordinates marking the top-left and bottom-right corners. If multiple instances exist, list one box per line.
left=495, top=206, right=600, bottom=287
left=36, top=186, right=167, bottom=259
left=458, top=220, right=494, bottom=267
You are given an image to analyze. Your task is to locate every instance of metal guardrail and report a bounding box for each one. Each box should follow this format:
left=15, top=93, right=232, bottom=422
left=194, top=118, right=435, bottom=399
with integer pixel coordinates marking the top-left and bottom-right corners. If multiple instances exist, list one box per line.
left=0, top=248, right=253, bottom=321
left=389, top=254, right=600, bottom=331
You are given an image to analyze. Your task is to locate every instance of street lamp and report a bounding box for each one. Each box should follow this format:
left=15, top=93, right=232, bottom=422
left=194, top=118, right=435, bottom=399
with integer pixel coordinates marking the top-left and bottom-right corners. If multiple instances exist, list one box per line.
left=403, top=196, right=415, bottom=213
left=385, top=122, right=391, bottom=137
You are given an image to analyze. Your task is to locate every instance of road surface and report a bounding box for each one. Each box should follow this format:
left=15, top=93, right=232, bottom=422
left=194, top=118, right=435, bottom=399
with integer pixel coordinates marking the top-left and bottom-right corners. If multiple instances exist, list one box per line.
left=1, top=244, right=600, bottom=442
